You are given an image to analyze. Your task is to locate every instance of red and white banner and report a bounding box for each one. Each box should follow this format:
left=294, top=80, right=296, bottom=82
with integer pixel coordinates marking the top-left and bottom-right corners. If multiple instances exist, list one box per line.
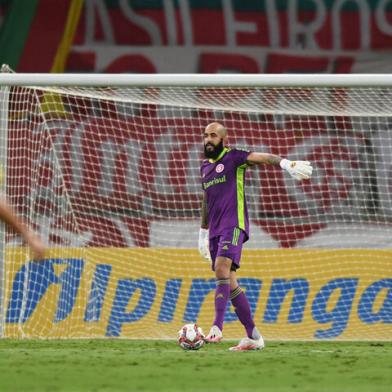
left=65, top=0, right=392, bottom=73
left=7, top=103, right=391, bottom=248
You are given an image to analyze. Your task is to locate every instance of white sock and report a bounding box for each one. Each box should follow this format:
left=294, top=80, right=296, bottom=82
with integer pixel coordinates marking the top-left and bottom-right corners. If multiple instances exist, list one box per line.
left=251, top=327, right=261, bottom=340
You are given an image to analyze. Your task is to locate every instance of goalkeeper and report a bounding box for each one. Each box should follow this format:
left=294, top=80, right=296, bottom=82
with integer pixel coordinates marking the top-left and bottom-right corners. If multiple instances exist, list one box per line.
left=199, top=122, right=312, bottom=351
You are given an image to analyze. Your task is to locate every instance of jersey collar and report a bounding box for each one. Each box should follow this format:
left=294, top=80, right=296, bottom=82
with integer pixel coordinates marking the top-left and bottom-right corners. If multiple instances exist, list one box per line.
left=209, top=147, right=229, bottom=163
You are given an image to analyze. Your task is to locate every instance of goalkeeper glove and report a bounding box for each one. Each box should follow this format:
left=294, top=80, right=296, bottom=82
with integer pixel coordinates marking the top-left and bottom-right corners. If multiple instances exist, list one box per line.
left=280, top=159, right=313, bottom=180
left=198, top=228, right=211, bottom=262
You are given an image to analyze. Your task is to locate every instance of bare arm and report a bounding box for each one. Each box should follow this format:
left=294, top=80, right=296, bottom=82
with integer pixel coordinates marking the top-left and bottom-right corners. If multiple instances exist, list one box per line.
left=198, top=193, right=210, bottom=261
left=201, top=193, right=208, bottom=229
left=247, top=152, right=313, bottom=180
left=246, top=152, right=282, bottom=166
left=0, top=197, right=46, bottom=259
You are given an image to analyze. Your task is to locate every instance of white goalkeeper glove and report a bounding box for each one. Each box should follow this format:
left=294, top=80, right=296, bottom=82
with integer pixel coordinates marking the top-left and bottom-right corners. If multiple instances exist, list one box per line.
left=198, top=228, right=211, bottom=262
left=280, top=159, right=313, bottom=181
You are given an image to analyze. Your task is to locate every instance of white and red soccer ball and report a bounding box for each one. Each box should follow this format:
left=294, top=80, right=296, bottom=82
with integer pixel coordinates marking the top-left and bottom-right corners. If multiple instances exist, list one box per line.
left=178, top=323, right=205, bottom=350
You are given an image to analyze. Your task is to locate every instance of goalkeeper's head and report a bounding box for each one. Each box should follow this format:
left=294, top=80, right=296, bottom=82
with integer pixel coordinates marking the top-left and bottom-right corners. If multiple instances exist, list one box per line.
left=203, top=122, right=228, bottom=159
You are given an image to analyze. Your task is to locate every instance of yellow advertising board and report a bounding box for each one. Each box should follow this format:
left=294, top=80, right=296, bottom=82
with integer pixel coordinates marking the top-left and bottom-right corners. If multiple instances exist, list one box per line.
left=3, top=248, right=391, bottom=340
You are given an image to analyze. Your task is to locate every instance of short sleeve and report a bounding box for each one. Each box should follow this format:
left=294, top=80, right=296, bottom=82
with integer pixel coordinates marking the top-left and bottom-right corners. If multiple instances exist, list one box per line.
left=231, top=148, right=251, bottom=167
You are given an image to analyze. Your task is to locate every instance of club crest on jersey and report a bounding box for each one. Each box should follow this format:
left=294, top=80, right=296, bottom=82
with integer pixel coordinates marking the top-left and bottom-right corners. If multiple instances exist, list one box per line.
left=216, top=164, right=224, bottom=173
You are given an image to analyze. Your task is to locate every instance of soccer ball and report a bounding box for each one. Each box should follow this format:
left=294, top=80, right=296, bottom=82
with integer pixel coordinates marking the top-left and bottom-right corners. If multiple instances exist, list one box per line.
left=178, top=323, right=205, bottom=350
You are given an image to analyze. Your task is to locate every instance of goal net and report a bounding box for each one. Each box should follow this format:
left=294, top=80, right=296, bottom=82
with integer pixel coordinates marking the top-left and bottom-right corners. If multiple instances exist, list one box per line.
left=0, top=74, right=391, bottom=340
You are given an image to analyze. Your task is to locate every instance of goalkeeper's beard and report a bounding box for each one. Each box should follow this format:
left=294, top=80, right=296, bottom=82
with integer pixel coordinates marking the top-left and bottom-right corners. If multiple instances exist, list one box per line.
left=204, top=140, right=224, bottom=160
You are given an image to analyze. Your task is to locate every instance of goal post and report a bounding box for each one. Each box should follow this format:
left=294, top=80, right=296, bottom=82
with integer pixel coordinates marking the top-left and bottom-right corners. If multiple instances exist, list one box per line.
left=0, top=73, right=391, bottom=340
left=0, top=84, right=9, bottom=338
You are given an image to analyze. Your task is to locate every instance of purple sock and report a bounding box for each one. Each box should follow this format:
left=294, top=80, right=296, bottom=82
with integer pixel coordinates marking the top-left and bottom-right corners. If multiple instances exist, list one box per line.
left=231, top=286, right=256, bottom=338
left=213, top=279, right=230, bottom=331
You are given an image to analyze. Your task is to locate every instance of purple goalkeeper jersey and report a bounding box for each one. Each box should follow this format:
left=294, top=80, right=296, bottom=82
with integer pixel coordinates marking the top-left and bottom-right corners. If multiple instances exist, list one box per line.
left=200, top=147, right=251, bottom=241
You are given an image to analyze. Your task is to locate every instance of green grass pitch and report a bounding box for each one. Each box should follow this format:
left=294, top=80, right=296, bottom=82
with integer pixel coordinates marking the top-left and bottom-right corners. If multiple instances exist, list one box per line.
left=0, top=340, right=391, bottom=391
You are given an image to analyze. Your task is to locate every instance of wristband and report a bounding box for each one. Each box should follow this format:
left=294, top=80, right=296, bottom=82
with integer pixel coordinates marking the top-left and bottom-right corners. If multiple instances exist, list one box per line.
left=280, top=158, right=291, bottom=170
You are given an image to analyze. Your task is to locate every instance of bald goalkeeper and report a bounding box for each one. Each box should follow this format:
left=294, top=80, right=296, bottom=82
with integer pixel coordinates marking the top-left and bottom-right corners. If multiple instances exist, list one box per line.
left=198, top=122, right=313, bottom=351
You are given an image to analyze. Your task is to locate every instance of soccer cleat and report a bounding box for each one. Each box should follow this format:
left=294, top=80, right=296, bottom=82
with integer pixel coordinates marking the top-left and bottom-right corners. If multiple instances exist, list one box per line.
left=229, top=336, right=265, bottom=351
left=204, top=325, right=223, bottom=343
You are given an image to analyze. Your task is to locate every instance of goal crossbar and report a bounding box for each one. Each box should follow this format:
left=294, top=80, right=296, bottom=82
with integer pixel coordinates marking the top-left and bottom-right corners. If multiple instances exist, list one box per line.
left=1, top=73, right=392, bottom=87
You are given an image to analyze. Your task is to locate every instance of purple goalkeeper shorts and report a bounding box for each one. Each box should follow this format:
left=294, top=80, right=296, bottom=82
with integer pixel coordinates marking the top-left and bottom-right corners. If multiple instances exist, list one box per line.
left=209, top=227, right=246, bottom=271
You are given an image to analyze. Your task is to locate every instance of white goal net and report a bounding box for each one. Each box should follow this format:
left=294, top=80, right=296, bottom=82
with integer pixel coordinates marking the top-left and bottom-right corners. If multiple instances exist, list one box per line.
left=0, top=74, right=391, bottom=340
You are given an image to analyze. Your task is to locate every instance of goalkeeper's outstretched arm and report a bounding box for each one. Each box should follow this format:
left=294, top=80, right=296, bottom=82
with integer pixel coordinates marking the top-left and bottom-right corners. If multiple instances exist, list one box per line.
left=0, top=197, right=47, bottom=260
left=247, top=152, right=313, bottom=180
